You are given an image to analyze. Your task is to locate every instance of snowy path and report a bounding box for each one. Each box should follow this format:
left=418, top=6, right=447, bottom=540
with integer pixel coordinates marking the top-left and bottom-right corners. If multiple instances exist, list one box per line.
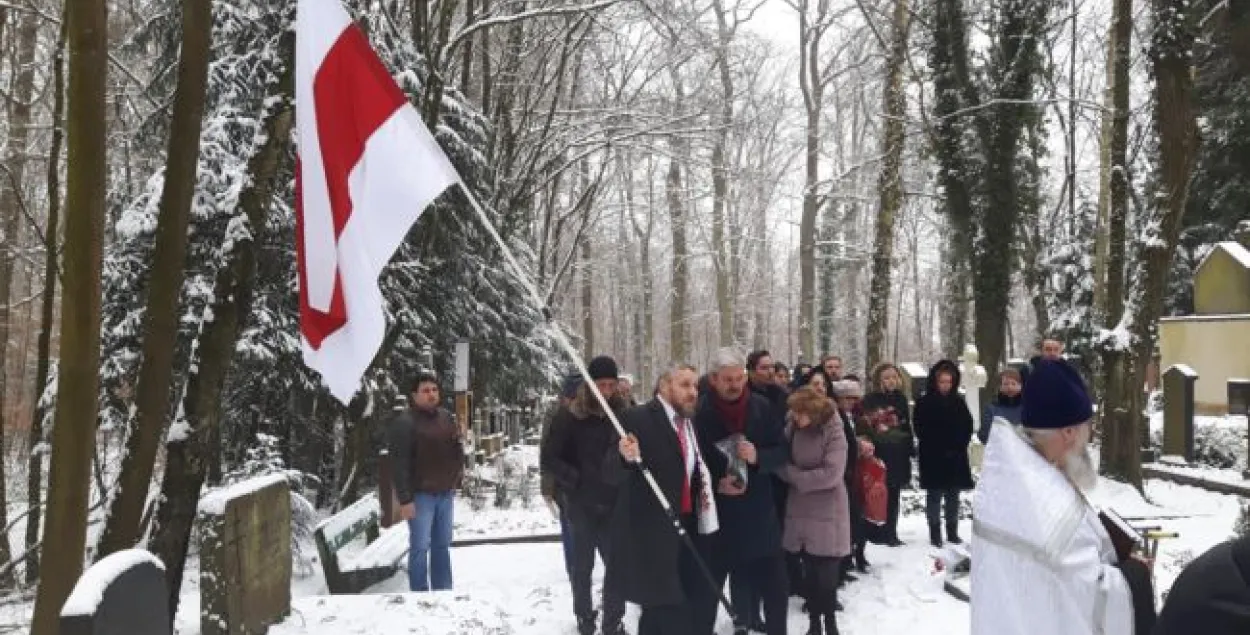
left=272, top=514, right=970, bottom=635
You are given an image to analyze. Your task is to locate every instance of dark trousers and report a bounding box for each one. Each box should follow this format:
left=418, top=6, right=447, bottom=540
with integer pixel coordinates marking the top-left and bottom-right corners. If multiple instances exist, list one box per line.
left=560, top=507, right=574, bottom=580
left=1116, top=558, right=1158, bottom=635
left=724, top=555, right=787, bottom=635
left=925, top=488, right=960, bottom=528
left=568, top=509, right=624, bottom=626
left=885, top=483, right=902, bottom=540
left=797, top=552, right=840, bottom=625
left=639, top=515, right=716, bottom=635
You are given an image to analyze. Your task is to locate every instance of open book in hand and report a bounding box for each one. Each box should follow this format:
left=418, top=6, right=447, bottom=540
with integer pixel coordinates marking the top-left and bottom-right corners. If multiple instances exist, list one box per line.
left=1099, top=508, right=1143, bottom=562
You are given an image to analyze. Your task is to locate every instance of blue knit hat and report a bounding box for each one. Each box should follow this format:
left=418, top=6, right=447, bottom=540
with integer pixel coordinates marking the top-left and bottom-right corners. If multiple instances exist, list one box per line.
left=1022, top=360, right=1093, bottom=429
left=559, top=373, right=583, bottom=399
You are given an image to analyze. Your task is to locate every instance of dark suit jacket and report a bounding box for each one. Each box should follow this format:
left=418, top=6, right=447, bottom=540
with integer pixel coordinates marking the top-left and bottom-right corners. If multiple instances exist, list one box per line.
left=605, top=398, right=706, bottom=607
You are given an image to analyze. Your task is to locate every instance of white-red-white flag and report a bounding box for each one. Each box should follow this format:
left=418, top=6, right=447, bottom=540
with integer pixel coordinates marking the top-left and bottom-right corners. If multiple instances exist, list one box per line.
left=296, top=0, right=459, bottom=403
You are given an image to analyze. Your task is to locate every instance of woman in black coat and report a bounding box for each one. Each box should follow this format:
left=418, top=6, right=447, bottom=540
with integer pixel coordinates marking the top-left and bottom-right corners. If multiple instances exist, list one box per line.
left=861, top=363, right=914, bottom=546
left=913, top=359, right=973, bottom=548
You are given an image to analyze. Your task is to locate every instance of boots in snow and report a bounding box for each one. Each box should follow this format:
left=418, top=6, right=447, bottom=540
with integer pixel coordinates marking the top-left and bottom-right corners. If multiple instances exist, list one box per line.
left=929, top=523, right=943, bottom=548
left=854, top=544, right=870, bottom=573
left=575, top=611, right=596, bottom=635
left=602, top=620, right=628, bottom=635
left=806, top=614, right=823, bottom=635
left=947, top=522, right=963, bottom=545
left=823, top=612, right=840, bottom=635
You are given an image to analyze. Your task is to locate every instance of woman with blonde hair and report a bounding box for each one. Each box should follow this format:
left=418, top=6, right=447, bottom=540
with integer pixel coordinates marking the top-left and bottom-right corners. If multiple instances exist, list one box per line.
left=778, top=386, right=849, bottom=635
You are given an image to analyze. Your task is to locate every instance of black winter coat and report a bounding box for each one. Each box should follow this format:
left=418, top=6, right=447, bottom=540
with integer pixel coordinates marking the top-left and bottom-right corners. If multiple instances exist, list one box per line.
left=914, top=360, right=975, bottom=491
left=840, top=409, right=865, bottom=543
left=605, top=399, right=708, bottom=607
left=861, top=389, right=915, bottom=487
left=1153, top=535, right=1250, bottom=635
left=695, top=391, right=787, bottom=566
left=752, top=381, right=791, bottom=523
left=540, top=384, right=625, bottom=519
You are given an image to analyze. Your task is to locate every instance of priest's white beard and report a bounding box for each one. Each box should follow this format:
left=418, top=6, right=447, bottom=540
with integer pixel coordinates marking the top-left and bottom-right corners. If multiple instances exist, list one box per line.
left=1061, top=443, right=1098, bottom=493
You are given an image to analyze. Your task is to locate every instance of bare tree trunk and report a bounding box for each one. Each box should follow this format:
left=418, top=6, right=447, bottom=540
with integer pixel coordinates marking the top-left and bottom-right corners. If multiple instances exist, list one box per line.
left=796, top=0, right=825, bottom=361
left=0, top=7, right=40, bottom=590
left=98, top=0, right=215, bottom=560
left=711, top=0, right=735, bottom=347
left=147, top=48, right=295, bottom=619
left=1092, top=22, right=1117, bottom=317
left=25, top=13, right=68, bottom=586
left=1109, top=0, right=1199, bottom=488
left=1097, top=0, right=1136, bottom=483
left=30, top=0, right=108, bottom=631
left=866, top=0, right=910, bottom=373
left=666, top=65, right=689, bottom=362
left=580, top=236, right=593, bottom=358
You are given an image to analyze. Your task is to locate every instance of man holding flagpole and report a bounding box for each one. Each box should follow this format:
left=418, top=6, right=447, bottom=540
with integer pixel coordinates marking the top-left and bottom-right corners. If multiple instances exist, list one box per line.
left=294, top=1, right=734, bottom=627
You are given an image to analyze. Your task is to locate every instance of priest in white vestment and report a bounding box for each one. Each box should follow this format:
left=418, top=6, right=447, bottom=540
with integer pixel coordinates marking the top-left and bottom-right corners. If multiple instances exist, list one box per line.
left=970, top=359, right=1156, bottom=635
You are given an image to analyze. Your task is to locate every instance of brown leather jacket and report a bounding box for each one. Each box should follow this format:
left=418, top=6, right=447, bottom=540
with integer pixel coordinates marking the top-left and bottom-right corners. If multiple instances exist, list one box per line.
left=385, top=406, right=464, bottom=502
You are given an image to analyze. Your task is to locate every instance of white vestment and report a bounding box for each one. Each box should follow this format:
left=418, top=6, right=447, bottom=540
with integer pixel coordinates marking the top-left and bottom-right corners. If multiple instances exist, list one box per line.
left=971, top=419, right=1135, bottom=635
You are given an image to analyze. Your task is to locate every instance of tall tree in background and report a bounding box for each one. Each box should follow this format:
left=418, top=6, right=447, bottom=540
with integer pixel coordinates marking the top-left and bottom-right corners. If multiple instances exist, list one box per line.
left=26, top=13, right=69, bottom=586
left=929, top=0, right=1049, bottom=385
left=1096, top=0, right=1135, bottom=482
left=0, top=7, right=40, bottom=590
left=30, top=0, right=109, bottom=631
left=865, top=0, right=910, bottom=373
left=1101, top=0, right=1200, bottom=486
left=791, top=0, right=840, bottom=360
left=97, top=0, right=216, bottom=559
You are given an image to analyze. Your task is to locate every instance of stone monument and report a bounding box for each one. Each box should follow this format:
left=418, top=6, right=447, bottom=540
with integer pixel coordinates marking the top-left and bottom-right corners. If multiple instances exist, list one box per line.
left=60, top=549, right=170, bottom=635
left=960, top=345, right=989, bottom=469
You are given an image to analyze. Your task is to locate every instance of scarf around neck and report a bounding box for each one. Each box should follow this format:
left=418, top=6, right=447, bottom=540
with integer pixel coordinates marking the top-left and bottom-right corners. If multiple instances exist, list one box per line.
left=713, top=390, right=750, bottom=434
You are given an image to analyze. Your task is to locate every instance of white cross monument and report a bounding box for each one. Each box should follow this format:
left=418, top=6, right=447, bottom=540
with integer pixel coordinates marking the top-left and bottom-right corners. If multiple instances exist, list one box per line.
left=961, top=344, right=989, bottom=469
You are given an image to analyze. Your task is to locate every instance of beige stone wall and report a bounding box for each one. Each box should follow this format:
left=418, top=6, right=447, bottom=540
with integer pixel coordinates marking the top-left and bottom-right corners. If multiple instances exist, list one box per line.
left=1159, top=316, right=1250, bottom=414
left=1194, top=246, right=1250, bottom=315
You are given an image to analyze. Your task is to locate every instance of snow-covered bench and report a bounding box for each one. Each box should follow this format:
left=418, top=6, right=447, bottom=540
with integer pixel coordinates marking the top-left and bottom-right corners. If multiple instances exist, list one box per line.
left=314, top=493, right=409, bottom=593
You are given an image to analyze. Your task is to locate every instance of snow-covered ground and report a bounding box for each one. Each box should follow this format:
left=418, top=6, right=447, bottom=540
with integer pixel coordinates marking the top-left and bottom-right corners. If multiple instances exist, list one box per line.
left=271, top=513, right=970, bottom=635
left=1, top=440, right=1245, bottom=634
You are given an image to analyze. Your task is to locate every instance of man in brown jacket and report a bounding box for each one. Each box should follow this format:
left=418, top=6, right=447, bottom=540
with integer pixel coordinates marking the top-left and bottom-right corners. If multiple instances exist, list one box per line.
left=386, top=373, right=464, bottom=591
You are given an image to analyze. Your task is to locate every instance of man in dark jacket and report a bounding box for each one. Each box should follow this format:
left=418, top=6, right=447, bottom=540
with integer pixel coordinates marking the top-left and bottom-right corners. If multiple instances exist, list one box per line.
left=608, top=363, right=718, bottom=635
left=541, top=373, right=583, bottom=582
left=748, top=350, right=792, bottom=616
left=696, top=348, right=788, bottom=635
left=541, top=356, right=628, bottom=635
left=1153, top=533, right=1250, bottom=635
left=385, top=373, right=464, bottom=592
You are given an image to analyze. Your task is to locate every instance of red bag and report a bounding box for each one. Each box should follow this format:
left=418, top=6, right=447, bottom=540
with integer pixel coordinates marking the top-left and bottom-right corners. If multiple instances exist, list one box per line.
left=859, top=456, right=888, bottom=525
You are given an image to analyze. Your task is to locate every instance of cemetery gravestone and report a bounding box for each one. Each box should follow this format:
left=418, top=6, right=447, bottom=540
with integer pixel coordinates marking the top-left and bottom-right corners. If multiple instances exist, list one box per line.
left=199, top=474, right=292, bottom=635
left=61, top=549, right=170, bottom=635
left=1162, top=365, right=1200, bottom=463
left=899, top=363, right=928, bottom=403
left=1229, top=379, right=1250, bottom=417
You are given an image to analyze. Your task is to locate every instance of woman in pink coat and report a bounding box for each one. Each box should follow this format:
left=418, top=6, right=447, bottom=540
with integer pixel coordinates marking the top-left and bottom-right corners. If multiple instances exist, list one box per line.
left=778, top=386, right=850, bottom=635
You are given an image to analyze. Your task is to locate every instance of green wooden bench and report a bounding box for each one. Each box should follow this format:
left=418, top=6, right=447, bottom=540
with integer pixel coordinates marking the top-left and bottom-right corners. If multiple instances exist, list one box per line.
left=313, top=493, right=408, bottom=593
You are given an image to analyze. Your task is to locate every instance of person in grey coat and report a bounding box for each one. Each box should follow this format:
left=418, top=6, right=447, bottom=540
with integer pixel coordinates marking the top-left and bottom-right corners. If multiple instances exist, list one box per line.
left=778, top=386, right=850, bottom=635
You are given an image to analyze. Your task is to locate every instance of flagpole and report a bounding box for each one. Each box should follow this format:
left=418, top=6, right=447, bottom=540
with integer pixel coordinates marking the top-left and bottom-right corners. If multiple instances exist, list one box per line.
left=454, top=181, right=735, bottom=621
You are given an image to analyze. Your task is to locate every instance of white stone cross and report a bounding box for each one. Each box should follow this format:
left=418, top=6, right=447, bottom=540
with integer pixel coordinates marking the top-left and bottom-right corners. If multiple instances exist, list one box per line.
left=961, top=344, right=989, bottom=439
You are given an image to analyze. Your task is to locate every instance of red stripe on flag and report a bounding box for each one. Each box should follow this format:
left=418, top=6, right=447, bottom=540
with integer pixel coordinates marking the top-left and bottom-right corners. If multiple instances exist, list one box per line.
left=298, top=24, right=409, bottom=350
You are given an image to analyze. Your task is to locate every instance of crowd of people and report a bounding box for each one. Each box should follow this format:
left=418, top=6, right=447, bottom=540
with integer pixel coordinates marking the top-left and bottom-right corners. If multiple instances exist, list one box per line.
left=537, top=347, right=1016, bottom=635
left=384, top=338, right=1250, bottom=635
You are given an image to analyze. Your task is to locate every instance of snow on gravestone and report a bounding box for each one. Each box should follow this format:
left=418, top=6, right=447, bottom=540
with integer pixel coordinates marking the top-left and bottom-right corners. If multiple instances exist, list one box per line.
left=60, top=549, right=169, bottom=635
left=1162, top=365, right=1199, bottom=463
left=199, top=473, right=292, bottom=635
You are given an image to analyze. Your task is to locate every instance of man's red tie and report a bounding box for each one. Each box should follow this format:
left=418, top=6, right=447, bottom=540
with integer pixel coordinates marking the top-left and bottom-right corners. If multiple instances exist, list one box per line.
left=676, top=417, right=693, bottom=514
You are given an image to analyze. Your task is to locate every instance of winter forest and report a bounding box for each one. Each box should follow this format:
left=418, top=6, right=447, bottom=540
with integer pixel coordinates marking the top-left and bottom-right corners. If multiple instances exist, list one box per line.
left=0, top=0, right=1248, bottom=632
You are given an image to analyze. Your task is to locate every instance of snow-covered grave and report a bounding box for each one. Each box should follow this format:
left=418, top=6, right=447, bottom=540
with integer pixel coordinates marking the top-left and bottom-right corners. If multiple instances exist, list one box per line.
left=60, top=549, right=169, bottom=635
left=198, top=473, right=292, bottom=635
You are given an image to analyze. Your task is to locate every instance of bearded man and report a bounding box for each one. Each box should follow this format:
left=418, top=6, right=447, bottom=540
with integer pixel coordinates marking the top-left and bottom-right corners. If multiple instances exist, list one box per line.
left=971, top=360, right=1156, bottom=635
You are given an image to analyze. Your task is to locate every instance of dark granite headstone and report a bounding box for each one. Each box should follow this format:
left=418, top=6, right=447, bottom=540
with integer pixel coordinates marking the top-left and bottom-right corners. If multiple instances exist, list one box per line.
left=1229, top=379, right=1250, bottom=417
left=60, top=549, right=170, bottom=635
left=1162, top=365, right=1199, bottom=462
